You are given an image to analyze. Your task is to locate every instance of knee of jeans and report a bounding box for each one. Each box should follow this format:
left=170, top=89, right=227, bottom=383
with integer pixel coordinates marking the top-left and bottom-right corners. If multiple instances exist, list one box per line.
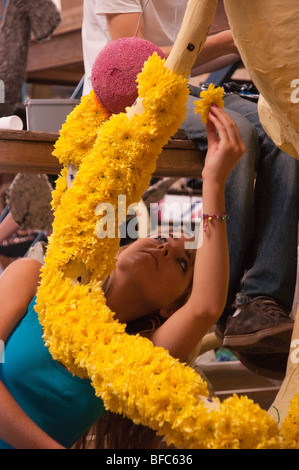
left=225, top=109, right=256, bottom=144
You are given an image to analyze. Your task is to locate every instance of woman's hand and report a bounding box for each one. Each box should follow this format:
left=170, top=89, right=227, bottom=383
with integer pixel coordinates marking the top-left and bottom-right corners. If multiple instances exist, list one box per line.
left=202, top=105, right=246, bottom=185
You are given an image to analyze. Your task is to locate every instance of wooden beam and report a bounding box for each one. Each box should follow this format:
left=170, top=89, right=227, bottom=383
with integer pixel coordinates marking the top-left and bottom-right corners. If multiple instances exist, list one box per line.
left=0, top=130, right=205, bottom=177
left=27, top=30, right=83, bottom=73
left=26, top=2, right=84, bottom=85
left=199, top=361, right=281, bottom=410
left=154, top=139, right=204, bottom=177
left=26, top=66, right=84, bottom=86
left=0, top=130, right=61, bottom=174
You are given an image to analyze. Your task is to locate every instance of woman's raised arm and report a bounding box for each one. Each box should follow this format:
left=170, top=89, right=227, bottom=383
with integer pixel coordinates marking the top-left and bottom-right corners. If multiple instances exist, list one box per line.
left=150, top=107, right=246, bottom=360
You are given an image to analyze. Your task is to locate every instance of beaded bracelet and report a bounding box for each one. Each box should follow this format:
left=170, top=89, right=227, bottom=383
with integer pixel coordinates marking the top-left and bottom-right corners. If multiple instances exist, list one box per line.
left=202, top=212, right=229, bottom=232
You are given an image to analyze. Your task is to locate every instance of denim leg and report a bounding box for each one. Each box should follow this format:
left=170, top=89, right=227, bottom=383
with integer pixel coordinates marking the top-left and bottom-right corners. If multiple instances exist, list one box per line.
left=224, top=134, right=259, bottom=316
left=181, top=89, right=299, bottom=323
left=223, top=95, right=299, bottom=314
left=235, top=140, right=299, bottom=313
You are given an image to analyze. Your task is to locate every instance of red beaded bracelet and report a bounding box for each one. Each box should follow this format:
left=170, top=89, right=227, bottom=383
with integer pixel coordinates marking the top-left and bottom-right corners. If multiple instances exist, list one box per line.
left=202, top=212, right=229, bottom=232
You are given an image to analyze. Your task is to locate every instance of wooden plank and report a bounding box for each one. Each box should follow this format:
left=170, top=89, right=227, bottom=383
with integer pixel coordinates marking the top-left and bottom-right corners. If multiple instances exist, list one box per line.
left=27, top=66, right=84, bottom=86
left=56, top=3, right=83, bottom=34
left=26, top=1, right=84, bottom=85
left=0, top=130, right=58, bottom=142
left=199, top=360, right=281, bottom=409
left=155, top=147, right=204, bottom=177
left=0, top=130, right=60, bottom=174
left=0, top=139, right=61, bottom=175
left=27, top=29, right=83, bottom=73
left=0, top=130, right=205, bottom=177
left=200, top=361, right=282, bottom=390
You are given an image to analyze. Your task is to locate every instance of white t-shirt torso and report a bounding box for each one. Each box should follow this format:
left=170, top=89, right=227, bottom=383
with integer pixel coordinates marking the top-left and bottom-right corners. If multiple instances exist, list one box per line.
left=82, top=0, right=188, bottom=94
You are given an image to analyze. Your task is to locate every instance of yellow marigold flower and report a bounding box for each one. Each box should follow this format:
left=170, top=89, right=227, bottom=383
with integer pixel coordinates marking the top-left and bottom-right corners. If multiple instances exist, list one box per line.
left=51, top=167, right=68, bottom=211
left=194, top=83, right=224, bottom=124
left=53, top=90, right=109, bottom=168
left=280, top=391, right=299, bottom=448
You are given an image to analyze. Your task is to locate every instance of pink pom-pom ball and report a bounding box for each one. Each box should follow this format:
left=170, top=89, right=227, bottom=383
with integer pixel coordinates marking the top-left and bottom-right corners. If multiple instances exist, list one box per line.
left=91, top=37, right=165, bottom=114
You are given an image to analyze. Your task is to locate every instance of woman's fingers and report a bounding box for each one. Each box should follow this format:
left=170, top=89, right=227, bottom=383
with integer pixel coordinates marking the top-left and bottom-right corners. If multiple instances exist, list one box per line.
left=203, top=105, right=247, bottom=182
left=209, top=105, right=238, bottom=141
left=208, top=105, right=246, bottom=154
left=208, top=108, right=229, bottom=143
left=205, top=119, right=218, bottom=148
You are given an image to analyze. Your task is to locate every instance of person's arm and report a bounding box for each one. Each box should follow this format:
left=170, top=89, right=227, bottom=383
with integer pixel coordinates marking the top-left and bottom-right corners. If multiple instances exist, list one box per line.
left=108, top=12, right=144, bottom=39
left=192, top=29, right=238, bottom=68
left=0, top=258, right=41, bottom=341
left=150, top=107, right=246, bottom=361
left=106, top=13, right=238, bottom=66
left=0, top=381, right=65, bottom=449
left=0, top=258, right=65, bottom=449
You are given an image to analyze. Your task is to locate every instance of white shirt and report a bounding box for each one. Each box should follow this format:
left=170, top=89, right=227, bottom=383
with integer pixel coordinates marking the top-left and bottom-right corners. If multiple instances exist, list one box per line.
left=82, top=0, right=188, bottom=95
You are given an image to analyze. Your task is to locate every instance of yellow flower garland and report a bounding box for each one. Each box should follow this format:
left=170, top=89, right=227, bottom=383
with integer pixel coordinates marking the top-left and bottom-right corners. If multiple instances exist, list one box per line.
left=35, top=53, right=298, bottom=449
left=51, top=91, right=109, bottom=211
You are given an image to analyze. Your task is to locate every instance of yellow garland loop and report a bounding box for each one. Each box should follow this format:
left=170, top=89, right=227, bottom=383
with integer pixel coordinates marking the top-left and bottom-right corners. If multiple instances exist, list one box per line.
left=35, top=54, right=298, bottom=449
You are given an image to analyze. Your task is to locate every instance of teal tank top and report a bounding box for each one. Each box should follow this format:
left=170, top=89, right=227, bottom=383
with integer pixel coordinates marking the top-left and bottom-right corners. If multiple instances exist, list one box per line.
left=0, top=296, right=105, bottom=449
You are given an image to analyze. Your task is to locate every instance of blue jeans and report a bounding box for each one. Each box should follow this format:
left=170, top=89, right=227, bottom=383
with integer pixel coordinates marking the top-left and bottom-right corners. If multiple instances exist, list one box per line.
left=182, top=86, right=299, bottom=325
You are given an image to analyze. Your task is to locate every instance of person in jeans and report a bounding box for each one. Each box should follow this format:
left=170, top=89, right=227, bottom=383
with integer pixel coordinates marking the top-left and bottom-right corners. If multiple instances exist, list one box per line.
left=82, top=0, right=298, bottom=356
left=183, top=86, right=298, bottom=356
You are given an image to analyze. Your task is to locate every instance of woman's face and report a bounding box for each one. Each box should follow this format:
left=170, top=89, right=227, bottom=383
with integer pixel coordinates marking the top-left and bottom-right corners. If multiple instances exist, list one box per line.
left=112, top=233, right=194, bottom=319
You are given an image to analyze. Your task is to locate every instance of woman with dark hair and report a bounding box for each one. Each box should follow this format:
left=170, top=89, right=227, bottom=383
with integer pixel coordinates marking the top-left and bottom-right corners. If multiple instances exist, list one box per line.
left=0, top=106, right=245, bottom=449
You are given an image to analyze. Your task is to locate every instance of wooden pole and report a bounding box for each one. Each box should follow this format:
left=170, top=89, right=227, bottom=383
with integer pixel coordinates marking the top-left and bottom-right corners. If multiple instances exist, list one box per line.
left=165, top=0, right=218, bottom=77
